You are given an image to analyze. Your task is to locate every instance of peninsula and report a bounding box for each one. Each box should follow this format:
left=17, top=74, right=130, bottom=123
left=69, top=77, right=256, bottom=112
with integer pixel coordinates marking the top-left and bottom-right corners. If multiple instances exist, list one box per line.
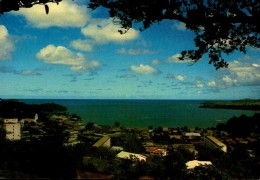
left=200, top=99, right=260, bottom=111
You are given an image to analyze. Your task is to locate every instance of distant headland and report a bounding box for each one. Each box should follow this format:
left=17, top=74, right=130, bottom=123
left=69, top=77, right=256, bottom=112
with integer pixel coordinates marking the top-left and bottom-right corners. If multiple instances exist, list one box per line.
left=200, top=99, right=260, bottom=111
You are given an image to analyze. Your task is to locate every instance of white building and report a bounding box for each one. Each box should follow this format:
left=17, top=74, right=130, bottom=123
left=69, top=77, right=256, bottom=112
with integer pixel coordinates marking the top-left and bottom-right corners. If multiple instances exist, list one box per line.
left=205, top=136, right=227, bottom=153
left=186, top=160, right=212, bottom=169
left=4, top=119, right=21, bottom=141
left=116, top=151, right=147, bottom=162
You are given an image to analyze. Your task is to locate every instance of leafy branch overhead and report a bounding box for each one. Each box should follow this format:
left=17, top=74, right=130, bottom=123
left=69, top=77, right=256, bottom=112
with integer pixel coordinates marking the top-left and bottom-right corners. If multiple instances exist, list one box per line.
left=88, top=0, right=260, bottom=69
left=0, top=0, right=61, bottom=14
left=1, top=0, right=259, bottom=69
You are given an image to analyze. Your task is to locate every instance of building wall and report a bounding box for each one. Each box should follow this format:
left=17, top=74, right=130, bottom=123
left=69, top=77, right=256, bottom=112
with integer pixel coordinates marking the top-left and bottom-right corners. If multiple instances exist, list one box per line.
left=205, top=136, right=227, bottom=153
left=103, top=137, right=111, bottom=147
left=4, top=122, right=21, bottom=140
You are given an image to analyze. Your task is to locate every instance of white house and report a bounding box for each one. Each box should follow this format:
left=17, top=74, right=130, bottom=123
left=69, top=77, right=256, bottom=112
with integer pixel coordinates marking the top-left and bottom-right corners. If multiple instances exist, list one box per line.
left=116, top=151, right=147, bottom=162
left=186, top=160, right=212, bottom=169
left=4, top=118, right=21, bottom=141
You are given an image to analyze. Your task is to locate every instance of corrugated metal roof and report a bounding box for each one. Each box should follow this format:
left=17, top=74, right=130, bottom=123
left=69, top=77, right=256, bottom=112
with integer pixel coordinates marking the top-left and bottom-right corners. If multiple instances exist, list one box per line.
left=93, top=135, right=110, bottom=147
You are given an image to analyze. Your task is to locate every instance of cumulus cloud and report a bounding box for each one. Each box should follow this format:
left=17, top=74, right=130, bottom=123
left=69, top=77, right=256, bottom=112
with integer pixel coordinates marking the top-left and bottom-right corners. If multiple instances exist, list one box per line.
left=0, top=25, right=15, bottom=60
left=207, top=80, right=217, bottom=87
left=36, top=44, right=101, bottom=71
left=70, top=39, right=93, bottom=52
left=166, top=54, right=192, bottom=63
left=207, top=60, right=260, bottom=89
left=12, top=1, right=90, bottom=28
left=223, top=60, right=260, bottom=86
left=196, top=81, right=204, bottom=88
left=172, top=22, right=186, bottom=31
left=130, top=64, right=158, bottom=75
left=175, top=75, right=186, bottom=81
left=152, top=59, right=160, bottom=65
left=81, top=18, right=139, bottom=44
left=166, top=74, right=186, bottom=81
left=117, top=48, right=158, bottom=55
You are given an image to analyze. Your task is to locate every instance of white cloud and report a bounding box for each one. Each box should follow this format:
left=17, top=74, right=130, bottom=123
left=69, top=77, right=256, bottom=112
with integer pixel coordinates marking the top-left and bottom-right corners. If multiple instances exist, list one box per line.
left=70, top=39, right=93, bottom=52
left=207, top=80, right=217, bottom=87
left=175, top=75, right=186, bottom=81
left=130, top=64, right=158, bottom=75
left=0, top=25, right=15, bottom=60
left=252, top=63, right=260, bottom=67
left=201, top=60, right=260, bottom=90
left=166, top=74, right=186, bottom=81
left=166, top=54, right=191, bottom=63
left=36, top=44, right=101, bottom=71
left=81, top=18, right=139, bottom=44
left=196, top=81, right=204, bottom=88
left=151, top=59, right=160, bottom=65
left=12, top=1, right=90, bottom=28
left=221, top=75, right=237, bottom=85
left=172, top=22, right=186, bottom=31
left=223, top=60, right=260, bottom=86
left=117, top=48, right=158, bottom=55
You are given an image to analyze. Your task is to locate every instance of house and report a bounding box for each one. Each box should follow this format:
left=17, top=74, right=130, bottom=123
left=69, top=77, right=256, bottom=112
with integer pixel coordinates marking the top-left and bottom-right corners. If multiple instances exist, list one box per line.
left=65, top=130, right=80, bottom=146
left=20, top=113, right=39, bottom=126
left=183, top=132, right=201, bottom=140
left=116, top=151, right=147, bottom=161
left=3, top=119, right=21, bottom=141
left=205, top=136, right=227, bottom=153
left=93, top=135, right=111, bottom=148
left=147, top=147, right=168, bottom=157
left=186, top=160, right=212, bottom=169
left=111, top=146, right=124, bottom=152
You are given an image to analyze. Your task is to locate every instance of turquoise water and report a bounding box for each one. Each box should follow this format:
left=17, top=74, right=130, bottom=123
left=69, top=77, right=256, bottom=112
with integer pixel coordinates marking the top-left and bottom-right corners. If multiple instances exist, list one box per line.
left=20, top=99, right=259, bottom=128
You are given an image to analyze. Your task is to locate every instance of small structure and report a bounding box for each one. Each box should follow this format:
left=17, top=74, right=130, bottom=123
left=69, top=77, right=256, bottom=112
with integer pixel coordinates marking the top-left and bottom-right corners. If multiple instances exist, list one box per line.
left=93, top=135, right=111, bottom=148
left=205, top=136, right=227, bottom=153
left=34, top=113, right=38, bottom=122
left=147, top=147, right=168, bottom=157
left=111, top=146, right=124, bottom=152
left=3, top=119, right=21, bottom=141
left=116, top=151, right=147, bottom=162
left=186, top=160, right=212, bottom=169
left=66, top=130, right=80, bottom=146
left=183, top=132, right=201, bottom=140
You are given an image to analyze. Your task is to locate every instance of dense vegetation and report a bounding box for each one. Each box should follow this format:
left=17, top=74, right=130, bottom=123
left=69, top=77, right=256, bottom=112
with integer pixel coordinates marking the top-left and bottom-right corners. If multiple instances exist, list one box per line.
left=201, top=99, right=260, bottom=110
left=0, top=99, right=67, bottom=119
left=0, top=100, right=260, bottom=178
left=216, top=113, right=260, bottom=137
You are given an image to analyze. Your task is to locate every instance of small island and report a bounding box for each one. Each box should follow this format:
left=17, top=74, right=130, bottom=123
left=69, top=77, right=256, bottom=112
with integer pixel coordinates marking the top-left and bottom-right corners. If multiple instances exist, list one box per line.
left=200, top=99, right=260, bottom=111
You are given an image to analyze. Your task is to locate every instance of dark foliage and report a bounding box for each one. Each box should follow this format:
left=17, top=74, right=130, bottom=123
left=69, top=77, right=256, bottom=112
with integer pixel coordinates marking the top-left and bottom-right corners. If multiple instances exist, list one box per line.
left=1, top=1, right=259, bottom=69
left=0, top=0, right=62, bottom=14
left=216, top=113, right=260, bottom=137
left=0, top=99, right=67, bottom=119
left=88, top=0, right=259, bottom=69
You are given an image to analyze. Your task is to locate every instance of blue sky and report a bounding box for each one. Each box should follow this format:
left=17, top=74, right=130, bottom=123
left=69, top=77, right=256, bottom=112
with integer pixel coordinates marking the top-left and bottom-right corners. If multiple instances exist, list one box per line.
left=0, top=1, right=259, bottom=99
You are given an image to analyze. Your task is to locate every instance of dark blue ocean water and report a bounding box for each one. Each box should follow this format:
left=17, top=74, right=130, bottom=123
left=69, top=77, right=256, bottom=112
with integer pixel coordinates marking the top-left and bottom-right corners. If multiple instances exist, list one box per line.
left=20, top=99, right=259, bottom=128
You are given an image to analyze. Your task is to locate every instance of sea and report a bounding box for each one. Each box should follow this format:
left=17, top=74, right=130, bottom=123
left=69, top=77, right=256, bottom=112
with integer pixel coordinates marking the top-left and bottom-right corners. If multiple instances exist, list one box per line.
left=20, top=99, right=259, bottom=128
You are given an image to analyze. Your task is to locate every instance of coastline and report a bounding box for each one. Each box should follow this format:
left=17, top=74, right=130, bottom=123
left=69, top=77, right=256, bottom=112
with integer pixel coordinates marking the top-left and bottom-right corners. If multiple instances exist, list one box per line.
left=200, top=99, right=260, bottom=111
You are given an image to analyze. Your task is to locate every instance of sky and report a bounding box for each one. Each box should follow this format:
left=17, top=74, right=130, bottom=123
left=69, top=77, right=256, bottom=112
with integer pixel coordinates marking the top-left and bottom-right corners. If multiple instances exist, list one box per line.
left=0, top=1, right=260, bottom=100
